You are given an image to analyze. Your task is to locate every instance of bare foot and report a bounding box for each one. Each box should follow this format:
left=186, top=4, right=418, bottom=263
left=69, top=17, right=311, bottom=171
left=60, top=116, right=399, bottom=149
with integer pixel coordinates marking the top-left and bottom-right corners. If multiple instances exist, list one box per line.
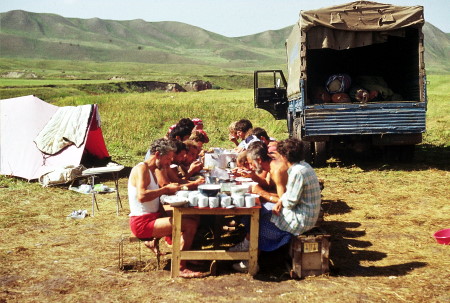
left=144, top=238, right=165, bottom=256
left=179, top=268, right=206, bottom=278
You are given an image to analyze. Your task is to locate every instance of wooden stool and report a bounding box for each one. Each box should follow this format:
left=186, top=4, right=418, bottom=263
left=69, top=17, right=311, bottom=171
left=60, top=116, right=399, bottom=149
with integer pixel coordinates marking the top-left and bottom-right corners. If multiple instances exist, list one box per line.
left=118, top=236, right=162, bottom=271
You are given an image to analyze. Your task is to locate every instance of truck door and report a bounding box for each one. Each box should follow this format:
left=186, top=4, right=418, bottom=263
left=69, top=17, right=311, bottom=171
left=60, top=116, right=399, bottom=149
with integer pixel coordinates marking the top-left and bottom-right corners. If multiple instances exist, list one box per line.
left=254, top=70, right=288, bottom=120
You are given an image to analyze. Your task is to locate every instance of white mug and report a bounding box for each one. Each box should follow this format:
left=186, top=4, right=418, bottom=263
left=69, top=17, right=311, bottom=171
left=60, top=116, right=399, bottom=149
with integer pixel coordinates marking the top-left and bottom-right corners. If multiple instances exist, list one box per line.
left=198, top=195, right=209, bottom=208
left=232, top=195, right=245, bottom=207
left=188, top=191, right=199, bottom=207
left=209, top=197, right=219, bottom=208
left=220, top=196, right=232, bottom=208
left=245, top=195, right=256, bottom=208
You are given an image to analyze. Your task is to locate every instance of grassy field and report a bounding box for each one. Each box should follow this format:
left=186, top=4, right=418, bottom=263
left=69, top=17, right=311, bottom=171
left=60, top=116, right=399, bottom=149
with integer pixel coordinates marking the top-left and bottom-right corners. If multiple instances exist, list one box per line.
left=0, top=75, right=449, bottom=302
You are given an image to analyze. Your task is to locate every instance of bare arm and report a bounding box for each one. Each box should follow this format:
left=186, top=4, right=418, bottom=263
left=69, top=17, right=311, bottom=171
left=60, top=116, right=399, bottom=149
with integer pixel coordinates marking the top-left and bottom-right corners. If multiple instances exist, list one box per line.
left=132, top=165, right=179, bottom=203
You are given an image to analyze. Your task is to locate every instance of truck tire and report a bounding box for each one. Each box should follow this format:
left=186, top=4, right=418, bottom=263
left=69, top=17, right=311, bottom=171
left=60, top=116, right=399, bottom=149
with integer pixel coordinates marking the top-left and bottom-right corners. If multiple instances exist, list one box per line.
left=293, top=118, right=313, bottom=163
left=313, top=142, right=328, bottom=167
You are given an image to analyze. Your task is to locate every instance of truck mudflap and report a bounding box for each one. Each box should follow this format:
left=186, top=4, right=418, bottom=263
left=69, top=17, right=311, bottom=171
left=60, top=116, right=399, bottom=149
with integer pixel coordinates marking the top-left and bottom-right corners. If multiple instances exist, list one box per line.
left=303, top=102, right=426, bottom=137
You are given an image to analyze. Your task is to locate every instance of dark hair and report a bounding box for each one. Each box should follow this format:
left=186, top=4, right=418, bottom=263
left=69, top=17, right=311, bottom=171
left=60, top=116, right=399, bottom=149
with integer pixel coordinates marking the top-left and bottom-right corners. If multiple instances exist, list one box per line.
left=150, top=138, right=176, bottom=155
left=277, top=138, right=304, bottom=163
left=169, top=125, right=192, bottom=140
left=177, top=118, right=195, bottom=132
left=252, top=127, right=270, bottom=141
left=246, top=141, right=271, bottom=162
left=235, top=119, right=253, bottom=133
left=172, top=140, right=187, bottom=154
left=189, top=130, right=209, bottom=143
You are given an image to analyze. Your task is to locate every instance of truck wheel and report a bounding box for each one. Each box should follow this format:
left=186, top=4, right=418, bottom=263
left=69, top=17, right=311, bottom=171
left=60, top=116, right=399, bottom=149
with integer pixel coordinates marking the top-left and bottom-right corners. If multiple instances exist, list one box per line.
left=293, top=118, right=302, bottom=140
left=313, top=142, right=327, bottom=167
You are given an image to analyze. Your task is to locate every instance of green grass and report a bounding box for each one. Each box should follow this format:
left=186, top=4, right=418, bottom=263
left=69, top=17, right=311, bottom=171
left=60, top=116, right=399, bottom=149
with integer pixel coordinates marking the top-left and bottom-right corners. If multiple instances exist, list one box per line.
left=53, top=89, right=287, bottom=166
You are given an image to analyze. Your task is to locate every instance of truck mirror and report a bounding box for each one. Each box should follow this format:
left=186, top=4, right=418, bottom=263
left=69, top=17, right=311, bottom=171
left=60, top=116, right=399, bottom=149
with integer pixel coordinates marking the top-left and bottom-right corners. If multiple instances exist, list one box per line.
left=276, top=78, right=281, bottom=89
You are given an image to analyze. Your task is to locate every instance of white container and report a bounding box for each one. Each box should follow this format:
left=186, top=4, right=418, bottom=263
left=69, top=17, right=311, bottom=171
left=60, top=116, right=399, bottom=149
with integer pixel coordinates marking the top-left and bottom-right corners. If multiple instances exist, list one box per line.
left=209, top=197, right=219, bottom=208
left=245, top=194, right=256, bottom=208
left=232, top=194, right=245, bottom=207
left=204, top=150, right=238, bottom=169
left=198, top=194, right=209, bottom=208
left=188, top=191, right=199, bottom=207
left=220, top=195, right=232, bottom=208
left=230, top=185, right=249, bottom=196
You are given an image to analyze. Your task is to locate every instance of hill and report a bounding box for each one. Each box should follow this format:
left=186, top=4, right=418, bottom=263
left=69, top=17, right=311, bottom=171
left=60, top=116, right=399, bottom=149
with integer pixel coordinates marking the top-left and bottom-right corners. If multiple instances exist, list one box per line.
left=0, top=10, right=284, bottom=69
left=0, top=10, right=449, bottom=73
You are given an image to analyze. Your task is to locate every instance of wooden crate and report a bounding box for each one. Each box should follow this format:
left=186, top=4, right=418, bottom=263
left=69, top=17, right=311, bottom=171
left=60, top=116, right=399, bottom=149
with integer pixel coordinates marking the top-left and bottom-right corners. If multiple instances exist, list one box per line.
left=289, top=227, right=330, bottom=279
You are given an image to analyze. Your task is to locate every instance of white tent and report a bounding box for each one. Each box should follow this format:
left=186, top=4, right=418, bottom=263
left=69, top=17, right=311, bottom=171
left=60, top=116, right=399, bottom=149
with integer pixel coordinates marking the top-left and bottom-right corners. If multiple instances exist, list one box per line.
left=0, top=95, right=110, bottom=180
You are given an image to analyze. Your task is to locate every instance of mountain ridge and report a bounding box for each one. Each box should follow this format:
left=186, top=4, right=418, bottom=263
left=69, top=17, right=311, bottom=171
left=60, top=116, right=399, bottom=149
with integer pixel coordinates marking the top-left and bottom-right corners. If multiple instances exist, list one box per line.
left=0, top=10, right=449, bottom=73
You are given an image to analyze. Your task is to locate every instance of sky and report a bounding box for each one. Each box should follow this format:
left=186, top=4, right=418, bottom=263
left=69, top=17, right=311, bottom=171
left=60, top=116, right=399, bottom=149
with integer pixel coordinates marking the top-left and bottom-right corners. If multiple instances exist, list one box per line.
left=1, top=0, right=449, bottom=37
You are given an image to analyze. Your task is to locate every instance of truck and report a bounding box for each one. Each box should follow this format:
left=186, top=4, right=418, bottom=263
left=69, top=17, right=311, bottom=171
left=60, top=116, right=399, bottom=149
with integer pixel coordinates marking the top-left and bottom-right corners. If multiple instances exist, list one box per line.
left=254, top=1, right=427, bottom=166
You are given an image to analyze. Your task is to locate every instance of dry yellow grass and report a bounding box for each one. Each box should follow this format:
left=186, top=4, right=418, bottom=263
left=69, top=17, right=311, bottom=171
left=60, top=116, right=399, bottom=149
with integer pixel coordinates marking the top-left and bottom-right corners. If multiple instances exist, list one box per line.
left=1, top=80, right=449, bottom=302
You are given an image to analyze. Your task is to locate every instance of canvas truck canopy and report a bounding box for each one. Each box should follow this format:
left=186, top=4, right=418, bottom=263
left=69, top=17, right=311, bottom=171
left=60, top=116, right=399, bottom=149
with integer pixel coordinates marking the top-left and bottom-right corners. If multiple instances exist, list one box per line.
left=286, top=1, right=425, bottom=98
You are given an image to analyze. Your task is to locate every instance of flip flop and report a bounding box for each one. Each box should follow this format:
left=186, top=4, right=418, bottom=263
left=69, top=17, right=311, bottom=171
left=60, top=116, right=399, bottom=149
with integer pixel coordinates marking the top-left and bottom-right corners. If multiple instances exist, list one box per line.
left=178, top=268, right=207, bottom=279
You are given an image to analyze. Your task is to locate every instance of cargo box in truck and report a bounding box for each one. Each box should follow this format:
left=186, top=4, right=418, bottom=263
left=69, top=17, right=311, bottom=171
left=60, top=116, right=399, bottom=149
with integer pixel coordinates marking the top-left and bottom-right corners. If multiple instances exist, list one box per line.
left=254, top=1, right=427, bottom=166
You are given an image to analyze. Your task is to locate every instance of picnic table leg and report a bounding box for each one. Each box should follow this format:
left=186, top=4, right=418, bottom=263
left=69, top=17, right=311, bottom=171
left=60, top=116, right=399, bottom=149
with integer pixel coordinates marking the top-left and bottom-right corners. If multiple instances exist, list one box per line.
left=248, top=209, right=260, bottom=276
left=171, top=207, right=182, bottom=278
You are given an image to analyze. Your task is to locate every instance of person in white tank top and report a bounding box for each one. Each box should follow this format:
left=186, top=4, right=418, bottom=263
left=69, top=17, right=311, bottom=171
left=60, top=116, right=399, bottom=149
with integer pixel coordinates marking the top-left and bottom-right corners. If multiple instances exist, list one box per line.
left=128, top=138, right=203, bottom=278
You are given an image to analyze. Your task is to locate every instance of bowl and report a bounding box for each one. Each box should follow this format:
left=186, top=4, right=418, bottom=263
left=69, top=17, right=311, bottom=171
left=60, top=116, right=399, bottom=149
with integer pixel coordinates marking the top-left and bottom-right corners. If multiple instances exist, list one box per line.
left=230, top=184, right=250, bottom=196
left=197, top=184, right=221, bottom=197
left=241, top=181, right=258, bottom=192
left=434, top=228, right=450, bottom=245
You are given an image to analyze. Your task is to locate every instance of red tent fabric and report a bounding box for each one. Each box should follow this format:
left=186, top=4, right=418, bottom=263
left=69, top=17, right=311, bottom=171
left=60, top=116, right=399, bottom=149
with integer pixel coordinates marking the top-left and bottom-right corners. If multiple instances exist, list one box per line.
left=0, top=95, right=109, bottom=180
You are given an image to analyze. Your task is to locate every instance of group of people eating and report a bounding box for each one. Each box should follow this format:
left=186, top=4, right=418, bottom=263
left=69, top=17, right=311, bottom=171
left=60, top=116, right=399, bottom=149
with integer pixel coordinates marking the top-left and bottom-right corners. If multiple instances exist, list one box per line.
left=127, top=118, right=322, bottom=278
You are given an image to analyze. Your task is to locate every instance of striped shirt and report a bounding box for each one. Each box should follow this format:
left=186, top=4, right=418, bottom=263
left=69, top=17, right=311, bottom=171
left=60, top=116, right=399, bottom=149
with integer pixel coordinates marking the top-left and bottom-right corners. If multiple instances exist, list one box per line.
left=270, top=161, right=321, bottom=236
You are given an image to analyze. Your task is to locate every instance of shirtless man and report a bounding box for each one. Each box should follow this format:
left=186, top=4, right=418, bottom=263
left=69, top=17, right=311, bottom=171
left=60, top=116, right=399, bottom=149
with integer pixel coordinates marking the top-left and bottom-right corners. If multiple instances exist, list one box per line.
left=238, top=141, right=288, bottom=207
left=128, top=138, right=203, bottom=278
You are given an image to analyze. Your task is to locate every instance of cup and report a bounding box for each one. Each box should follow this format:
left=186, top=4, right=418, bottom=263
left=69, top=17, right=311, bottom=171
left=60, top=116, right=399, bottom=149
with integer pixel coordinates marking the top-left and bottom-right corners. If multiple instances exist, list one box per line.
left=220, top=196, right=232, bottom=208
left=209, top=197, right=219, bottom=208
left=232, top=194, right=245, bottom=207
left=198, top=194, right=209, bottom=208
left=188, top=191, right=199, bottom=207
left=176, top=190, right=190, bottom=199
left=245, top=194, right=256, bottom=208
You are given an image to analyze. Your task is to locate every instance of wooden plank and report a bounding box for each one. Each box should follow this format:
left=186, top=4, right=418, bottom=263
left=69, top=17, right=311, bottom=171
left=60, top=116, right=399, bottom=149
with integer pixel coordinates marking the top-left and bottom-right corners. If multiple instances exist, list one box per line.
left=179, top=251, right=248, bottom=260
left=248, top=208, right=260, bottom=276
left=170, top=207, right=182, bottom=278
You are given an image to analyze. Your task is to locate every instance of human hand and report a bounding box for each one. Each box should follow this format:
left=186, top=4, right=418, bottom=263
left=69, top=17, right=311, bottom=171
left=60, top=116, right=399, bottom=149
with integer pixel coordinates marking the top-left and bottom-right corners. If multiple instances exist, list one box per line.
left=229, top=134, right=238, bottom=144
left=188, top=160, right=203, bottom=174
left=164, top=183, right=180, bottom=195
left=272, top=201, right=282, bottom=216
left=195, top=176, right=205, bottom=185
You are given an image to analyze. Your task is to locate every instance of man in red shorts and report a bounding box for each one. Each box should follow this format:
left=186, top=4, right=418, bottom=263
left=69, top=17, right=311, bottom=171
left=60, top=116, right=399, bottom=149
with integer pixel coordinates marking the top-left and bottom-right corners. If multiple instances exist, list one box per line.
left=128, top=138, right=203, bottom=278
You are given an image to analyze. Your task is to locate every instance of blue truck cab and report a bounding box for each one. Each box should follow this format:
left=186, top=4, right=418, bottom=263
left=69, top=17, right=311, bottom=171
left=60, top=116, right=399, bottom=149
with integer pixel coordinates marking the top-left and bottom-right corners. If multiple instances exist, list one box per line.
left=254, top=1, right=427, bottom=165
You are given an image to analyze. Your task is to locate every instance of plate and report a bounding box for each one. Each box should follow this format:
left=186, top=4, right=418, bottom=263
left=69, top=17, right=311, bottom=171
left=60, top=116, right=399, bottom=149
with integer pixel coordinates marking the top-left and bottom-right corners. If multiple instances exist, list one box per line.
left=163, top=196, right=189, bottom=207
left=235, top=177, right=253, bottom=182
